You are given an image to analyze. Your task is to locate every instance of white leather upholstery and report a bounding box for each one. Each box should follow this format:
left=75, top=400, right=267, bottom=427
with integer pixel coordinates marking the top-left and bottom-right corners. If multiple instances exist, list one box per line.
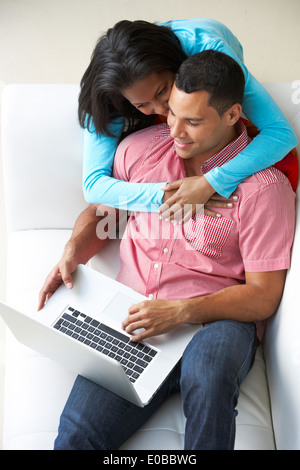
left=1, top=85, right=87, bottom=232
left=262, top=82, right=300, bottom=450
left=1, top=83, right=299, bottom=450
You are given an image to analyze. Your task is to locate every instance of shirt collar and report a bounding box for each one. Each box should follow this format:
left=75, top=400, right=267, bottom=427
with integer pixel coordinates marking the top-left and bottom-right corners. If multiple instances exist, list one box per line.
left=201, top=119, right=250, bottom=175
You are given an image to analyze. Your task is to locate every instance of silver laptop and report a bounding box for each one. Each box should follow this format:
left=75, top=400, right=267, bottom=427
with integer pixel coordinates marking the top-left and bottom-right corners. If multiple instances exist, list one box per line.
left=0, top=264, right=202, bottom=407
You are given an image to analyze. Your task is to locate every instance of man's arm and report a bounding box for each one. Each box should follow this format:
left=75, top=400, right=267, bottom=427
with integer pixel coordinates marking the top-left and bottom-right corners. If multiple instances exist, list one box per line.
left=122, top=269, right=286, bottom=341
left=38, top=204, right=119, bottom=310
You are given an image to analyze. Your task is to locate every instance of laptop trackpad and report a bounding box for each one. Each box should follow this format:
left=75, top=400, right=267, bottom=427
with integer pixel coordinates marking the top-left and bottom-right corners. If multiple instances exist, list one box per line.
left=102, top=292, right=140, bottom=330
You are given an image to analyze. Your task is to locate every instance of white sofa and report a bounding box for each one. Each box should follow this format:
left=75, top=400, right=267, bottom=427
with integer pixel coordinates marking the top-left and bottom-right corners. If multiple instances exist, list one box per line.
left=1, top=83, right=300, bottom=450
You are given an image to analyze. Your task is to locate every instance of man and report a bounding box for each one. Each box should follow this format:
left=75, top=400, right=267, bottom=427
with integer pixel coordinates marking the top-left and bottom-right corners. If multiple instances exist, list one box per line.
left=39, top=51, right=295, bottom=450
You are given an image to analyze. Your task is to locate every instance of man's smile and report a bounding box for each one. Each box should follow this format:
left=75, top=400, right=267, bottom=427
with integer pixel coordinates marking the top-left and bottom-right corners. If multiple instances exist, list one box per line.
left=174, top=139, right=193, bottom=149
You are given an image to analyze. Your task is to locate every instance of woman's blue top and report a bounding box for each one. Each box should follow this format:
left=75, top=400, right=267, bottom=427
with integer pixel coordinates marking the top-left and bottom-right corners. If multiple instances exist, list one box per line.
left=83, top=18, right=298, bottom=211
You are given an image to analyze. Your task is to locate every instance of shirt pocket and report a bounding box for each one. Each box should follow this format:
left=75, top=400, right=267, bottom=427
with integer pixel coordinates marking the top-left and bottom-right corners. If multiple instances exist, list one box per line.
left=184, top=214, right=235, bottom=259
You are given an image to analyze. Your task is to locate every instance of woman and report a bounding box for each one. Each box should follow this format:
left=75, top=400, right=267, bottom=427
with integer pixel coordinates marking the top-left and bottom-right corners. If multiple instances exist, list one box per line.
left=80, top=18, right=298, bottom=218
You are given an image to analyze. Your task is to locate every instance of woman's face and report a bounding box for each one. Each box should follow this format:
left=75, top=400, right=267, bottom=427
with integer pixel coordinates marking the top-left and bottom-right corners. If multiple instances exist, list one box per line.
left=122, top=70, right=175, bottom=116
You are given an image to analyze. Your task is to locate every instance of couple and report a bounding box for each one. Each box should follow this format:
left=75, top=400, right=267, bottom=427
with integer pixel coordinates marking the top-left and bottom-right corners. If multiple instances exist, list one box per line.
left=39, top=50, right=295, bottom=450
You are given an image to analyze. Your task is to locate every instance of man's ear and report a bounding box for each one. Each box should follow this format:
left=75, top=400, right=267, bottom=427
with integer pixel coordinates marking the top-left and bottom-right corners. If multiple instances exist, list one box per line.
left=224, top=103, right=242, bottom=126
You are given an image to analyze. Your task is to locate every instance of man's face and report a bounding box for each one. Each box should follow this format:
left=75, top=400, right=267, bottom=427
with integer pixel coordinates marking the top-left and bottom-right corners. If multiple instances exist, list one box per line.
left=167, top=85, right=237, bottom=162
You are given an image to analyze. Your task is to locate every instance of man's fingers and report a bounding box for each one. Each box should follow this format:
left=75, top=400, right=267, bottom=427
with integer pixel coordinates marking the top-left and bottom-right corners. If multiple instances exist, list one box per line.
left=37, top=267, right=62, bottom=311
left=37, top=258, right=78, bottom=311
left=59, top=264, right=74, bottom=289
left=37, top=292, right=46, bottom=311
left=37, top=286, right=56, bottom=311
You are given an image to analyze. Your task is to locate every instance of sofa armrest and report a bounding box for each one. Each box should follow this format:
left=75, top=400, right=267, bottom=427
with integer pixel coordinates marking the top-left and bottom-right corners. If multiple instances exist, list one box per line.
left=263, top=82, right=300, bottom=450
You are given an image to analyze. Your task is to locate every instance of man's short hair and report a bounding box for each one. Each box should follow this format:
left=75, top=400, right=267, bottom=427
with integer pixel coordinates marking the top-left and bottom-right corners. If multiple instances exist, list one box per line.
left=175, top=50, right=245, bottom=116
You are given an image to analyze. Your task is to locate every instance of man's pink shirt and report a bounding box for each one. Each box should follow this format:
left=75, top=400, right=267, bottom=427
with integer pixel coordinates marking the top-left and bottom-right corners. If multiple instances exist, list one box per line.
left=113, top=122, right=295, bottom=324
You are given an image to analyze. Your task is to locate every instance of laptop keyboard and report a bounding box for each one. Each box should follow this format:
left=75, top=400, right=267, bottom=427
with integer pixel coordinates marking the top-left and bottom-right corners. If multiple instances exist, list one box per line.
left=53, top=306, right=158, bottom=383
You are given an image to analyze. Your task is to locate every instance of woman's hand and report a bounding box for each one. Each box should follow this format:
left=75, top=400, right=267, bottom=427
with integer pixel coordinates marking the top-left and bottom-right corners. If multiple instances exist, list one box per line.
left=159, top=176, right=237, bottom=223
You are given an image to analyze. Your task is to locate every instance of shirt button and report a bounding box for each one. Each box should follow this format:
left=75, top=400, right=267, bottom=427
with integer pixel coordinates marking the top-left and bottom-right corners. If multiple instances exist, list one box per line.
left=148, top=294, right=154, bottom=299
left=154, top=263, right=159, bottom=269
left=163, top=248, right=168, bottom=254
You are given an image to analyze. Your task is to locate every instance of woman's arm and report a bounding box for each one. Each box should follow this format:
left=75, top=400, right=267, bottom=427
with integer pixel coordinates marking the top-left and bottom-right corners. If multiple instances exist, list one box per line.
left=83, top=117, right=166, bottom=211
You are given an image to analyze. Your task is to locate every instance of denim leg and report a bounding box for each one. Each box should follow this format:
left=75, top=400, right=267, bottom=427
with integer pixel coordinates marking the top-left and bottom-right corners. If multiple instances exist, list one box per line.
left=54, top=363, right=180, bottom=450
left=180, top=320, right=257, bottom=450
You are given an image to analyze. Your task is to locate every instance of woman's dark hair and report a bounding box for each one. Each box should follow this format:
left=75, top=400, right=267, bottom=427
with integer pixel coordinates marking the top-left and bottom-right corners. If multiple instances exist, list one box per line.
left=78, top=20, right=187, bottom=137
left=175, top=50, right=245, bottom=116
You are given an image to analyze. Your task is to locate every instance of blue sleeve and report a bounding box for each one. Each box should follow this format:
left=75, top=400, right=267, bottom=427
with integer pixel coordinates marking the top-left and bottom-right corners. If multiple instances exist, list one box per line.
left=83, top=118, right=165, bottom=211
left=170, top=18, right=298, bottom=196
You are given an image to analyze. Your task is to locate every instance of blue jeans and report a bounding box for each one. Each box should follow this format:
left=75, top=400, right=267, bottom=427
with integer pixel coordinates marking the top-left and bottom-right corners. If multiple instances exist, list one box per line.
left=54, top=320, right=257, bottom=450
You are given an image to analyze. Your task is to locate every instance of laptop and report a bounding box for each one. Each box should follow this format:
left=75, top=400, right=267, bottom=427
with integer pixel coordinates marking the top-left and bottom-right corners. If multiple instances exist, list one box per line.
left=0, top=264, right=202, bottom=407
